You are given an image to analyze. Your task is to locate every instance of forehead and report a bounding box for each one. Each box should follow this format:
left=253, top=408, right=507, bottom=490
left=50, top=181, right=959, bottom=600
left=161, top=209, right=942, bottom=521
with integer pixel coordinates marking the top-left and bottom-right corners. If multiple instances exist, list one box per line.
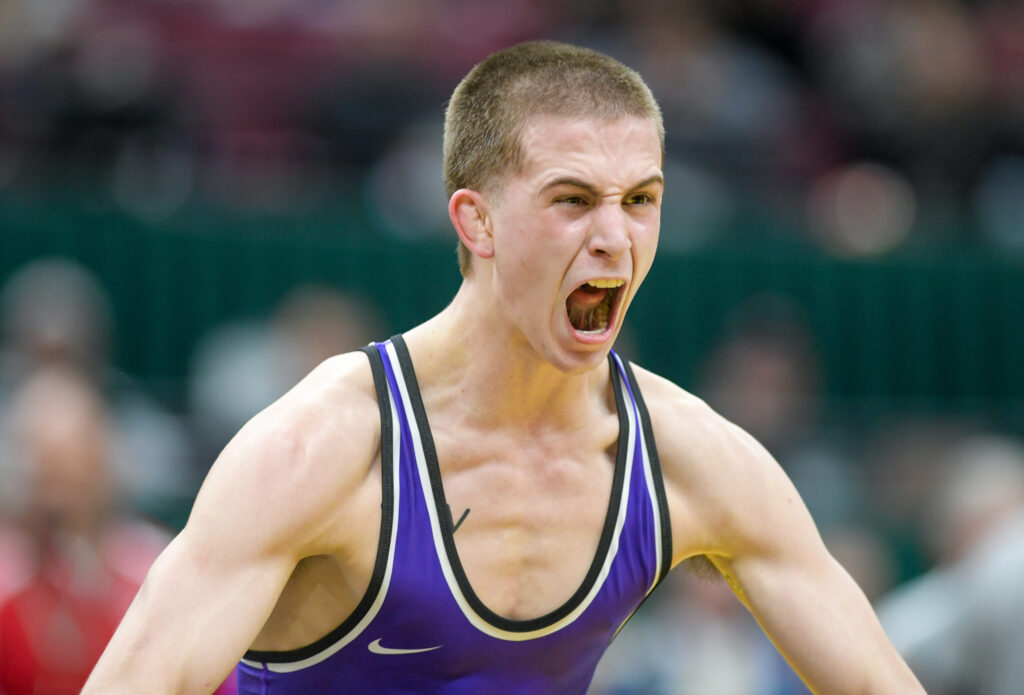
left=515, top=115, right=663, bottom=185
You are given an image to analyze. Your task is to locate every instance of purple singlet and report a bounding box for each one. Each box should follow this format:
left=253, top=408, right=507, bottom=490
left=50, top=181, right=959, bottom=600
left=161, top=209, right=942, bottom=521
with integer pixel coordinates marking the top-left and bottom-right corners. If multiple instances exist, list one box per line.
left=237, top=336, right=671, bottom=694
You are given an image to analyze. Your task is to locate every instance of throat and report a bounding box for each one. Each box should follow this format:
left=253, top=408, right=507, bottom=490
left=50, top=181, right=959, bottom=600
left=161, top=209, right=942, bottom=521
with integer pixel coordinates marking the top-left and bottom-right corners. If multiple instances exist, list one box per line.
left=567, top=287, right=614, bottom=333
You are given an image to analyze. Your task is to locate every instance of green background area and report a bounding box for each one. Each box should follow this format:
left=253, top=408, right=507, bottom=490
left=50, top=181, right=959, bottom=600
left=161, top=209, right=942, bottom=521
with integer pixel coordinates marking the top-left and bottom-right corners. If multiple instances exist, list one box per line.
left=2, top=190, right=1022, bottom=431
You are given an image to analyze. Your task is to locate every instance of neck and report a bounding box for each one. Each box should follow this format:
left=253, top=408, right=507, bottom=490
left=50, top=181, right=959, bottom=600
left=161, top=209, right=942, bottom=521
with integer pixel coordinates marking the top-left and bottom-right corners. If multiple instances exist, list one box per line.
left=402, top=283, right=612, bottom=432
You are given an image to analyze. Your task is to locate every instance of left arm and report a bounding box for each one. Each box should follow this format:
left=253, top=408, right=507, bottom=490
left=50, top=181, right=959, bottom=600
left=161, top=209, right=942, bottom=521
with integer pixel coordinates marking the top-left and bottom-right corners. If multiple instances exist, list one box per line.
left=705, top=465, right=921, bottom=694
left=636, top=367, right=924, bottom=695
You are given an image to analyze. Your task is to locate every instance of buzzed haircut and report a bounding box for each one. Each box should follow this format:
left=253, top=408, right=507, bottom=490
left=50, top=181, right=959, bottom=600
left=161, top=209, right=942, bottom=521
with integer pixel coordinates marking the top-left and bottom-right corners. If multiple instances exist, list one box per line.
left=444, top=40, right=664, bottom=276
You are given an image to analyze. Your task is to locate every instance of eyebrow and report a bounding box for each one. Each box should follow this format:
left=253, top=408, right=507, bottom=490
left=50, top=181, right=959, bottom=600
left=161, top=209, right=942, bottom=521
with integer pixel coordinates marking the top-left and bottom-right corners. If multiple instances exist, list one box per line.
left=540, top=175, right=665, bottom=197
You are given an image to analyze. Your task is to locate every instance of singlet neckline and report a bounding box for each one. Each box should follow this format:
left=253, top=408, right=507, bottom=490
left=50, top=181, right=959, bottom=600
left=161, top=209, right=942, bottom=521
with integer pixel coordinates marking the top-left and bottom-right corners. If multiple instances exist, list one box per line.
left=390, top=334, right=630, bottom=633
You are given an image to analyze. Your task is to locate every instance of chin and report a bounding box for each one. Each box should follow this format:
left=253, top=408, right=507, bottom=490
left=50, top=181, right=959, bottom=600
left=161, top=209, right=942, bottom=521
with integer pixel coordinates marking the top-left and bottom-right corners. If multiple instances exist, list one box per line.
left=545, top=333, right=616, bottom=374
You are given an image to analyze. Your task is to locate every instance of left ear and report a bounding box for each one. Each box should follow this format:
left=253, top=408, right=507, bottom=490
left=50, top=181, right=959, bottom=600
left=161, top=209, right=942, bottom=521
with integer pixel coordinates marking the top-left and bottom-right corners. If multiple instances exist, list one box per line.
left=449, top=188, right=494, bottom=261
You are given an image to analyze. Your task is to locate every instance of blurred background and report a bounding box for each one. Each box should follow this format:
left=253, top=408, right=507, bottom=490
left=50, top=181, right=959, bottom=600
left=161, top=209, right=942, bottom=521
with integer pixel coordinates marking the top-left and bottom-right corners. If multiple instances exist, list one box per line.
left=0, top=0, right=1022, bottom=693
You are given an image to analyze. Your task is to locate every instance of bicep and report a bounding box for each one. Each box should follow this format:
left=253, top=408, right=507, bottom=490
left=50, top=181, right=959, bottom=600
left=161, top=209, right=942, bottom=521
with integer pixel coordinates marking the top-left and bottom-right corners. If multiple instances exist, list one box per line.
left=87, top=354, right=380, bottom=694
left=85, top=451, right=307, bottom=695
left=94, top=526, right=297, bottom=694
left=88, top=419, right=334, bottom=692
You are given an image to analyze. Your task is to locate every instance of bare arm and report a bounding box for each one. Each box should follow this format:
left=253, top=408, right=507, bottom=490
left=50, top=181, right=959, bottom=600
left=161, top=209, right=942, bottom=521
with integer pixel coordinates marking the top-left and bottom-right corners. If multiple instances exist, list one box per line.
left=84, top=354, right=381, bottom=694
left=637, top=367, right=925, bottom=695
left=702, top=429, right=923, bottom=694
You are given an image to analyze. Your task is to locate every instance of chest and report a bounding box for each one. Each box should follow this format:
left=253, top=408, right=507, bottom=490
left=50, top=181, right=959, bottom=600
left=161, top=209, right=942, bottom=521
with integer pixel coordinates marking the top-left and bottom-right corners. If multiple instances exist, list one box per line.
left=428, top=426, right=618, bottom=621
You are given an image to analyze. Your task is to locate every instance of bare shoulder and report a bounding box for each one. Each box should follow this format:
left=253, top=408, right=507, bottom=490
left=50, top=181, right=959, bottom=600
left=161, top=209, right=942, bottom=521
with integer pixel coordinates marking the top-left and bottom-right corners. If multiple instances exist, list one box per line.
left=185, top=349, right=383, bottom=560
left=628, top=362, right=759, bottom=481
left=629, top=363, right=810, bottom=564
left=232, top=349, right=380, bottom=471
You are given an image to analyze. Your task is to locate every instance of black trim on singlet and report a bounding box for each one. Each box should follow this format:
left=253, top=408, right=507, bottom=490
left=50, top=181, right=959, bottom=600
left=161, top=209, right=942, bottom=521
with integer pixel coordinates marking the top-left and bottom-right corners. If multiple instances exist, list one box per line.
left=244, top=345, right=395, bottom=664
left=620, top=359, right=673, bottom=586
left=389, top=334, right=629, bottom=633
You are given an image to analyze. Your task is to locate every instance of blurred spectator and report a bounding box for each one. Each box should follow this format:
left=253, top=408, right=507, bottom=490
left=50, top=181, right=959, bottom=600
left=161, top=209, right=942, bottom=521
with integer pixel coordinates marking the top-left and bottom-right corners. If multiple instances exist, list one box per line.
left=188, top=284, right=385, bottom=457
left=860, top=418, right=972, bottom=584
left=0, top=0, right=186, bottom=201
left=877, top=433, right=1024, bottom=695
left=0, top=258, right=196, bottom=525
left=698, top=295, right=863, bottom=532
left=0, top=0, right=95, bottom=70
left=807, top=161, right=916, bottom=257
left=363, top=118, right=450, bottom=241
left=973, top=154, right=1024, bottom=252
left=805, top=0, right=995, bottom=208
left=0, top=257, right=111, bottom=379
left=0, top=366, right=169, bottom=695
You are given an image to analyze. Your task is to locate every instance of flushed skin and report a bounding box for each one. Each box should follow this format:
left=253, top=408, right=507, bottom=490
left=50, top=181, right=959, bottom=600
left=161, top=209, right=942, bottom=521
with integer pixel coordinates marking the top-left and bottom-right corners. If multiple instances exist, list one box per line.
left=84, top=112, right=924, bottom=694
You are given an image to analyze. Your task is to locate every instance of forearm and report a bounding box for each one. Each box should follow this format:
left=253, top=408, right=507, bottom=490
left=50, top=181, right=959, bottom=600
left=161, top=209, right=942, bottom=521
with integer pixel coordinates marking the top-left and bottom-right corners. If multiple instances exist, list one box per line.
left=722, top=541, right=927, bottom=691
left=717, top=554, right=925, bottom=695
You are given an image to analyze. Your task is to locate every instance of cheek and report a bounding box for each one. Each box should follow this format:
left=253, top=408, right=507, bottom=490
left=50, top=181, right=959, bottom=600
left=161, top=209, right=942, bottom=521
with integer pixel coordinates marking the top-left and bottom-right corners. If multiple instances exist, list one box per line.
left=492, top=240, right=552, bottom=313
left=631, top=221, right=659, bottom=269
left=494, top=240, right=538, bottom=284
left=499, top=223, right=563, bottom=273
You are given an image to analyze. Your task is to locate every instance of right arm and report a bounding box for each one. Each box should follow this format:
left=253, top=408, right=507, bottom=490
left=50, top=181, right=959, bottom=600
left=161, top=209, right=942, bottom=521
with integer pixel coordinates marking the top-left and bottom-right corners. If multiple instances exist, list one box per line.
left=84, top=353, right=382, bottom=694
left=635, top=366, right=925, bottom=694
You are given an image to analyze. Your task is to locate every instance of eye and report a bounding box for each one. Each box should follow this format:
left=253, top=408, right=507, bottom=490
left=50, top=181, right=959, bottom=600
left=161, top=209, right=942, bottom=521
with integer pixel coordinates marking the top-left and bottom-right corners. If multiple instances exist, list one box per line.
left=625, top=192, right=655, bottom=206
left=556, top=195, right=588, bottom=206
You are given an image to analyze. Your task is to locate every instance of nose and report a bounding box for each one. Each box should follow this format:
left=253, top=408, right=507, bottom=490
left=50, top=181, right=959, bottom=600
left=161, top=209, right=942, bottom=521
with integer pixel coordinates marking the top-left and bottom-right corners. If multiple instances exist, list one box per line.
left=588, top=203, right=631, bottom=261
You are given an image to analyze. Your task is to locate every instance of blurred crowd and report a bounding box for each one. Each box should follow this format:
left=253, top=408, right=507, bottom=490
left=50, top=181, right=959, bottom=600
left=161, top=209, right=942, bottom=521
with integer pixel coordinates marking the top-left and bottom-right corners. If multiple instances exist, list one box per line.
left=0, top=258, right=381, bottom=694
left=0, top=0, right=1023, bottom=693
left=1, top=0, right=1023, bottom=251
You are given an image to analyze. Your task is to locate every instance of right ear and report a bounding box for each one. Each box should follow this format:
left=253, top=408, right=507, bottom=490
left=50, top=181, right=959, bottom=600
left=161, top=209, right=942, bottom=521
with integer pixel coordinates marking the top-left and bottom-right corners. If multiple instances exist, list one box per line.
left=449, top=189, right=495, bottom=261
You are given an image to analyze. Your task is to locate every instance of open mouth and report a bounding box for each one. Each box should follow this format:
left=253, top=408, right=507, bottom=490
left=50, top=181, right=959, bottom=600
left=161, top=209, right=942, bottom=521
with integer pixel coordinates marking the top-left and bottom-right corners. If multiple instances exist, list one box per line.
left=565, top=279, right=625, bottom=335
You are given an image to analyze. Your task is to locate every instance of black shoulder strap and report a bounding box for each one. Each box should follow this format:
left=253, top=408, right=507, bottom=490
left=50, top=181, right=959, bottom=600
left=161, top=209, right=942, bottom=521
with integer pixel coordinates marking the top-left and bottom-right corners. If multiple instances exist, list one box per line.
left=243, top=343, right=395, bottom=664
left=620, top=358, right=673, bottom=586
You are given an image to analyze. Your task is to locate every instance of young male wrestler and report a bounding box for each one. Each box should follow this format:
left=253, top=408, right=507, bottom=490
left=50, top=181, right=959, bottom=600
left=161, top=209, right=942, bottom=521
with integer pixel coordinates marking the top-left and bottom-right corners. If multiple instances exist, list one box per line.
left=84, top=41, right=925, bottom=694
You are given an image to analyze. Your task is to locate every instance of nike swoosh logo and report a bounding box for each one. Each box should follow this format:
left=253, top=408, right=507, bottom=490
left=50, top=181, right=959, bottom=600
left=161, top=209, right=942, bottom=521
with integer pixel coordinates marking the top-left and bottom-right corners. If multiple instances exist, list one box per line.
left=367, top=638, right=442, bottom=655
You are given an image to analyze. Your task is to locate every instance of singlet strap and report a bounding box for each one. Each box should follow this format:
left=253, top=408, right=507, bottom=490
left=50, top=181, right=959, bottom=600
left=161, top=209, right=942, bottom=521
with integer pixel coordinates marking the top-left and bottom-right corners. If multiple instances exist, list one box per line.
left=618, top=358, right=673, bottom=586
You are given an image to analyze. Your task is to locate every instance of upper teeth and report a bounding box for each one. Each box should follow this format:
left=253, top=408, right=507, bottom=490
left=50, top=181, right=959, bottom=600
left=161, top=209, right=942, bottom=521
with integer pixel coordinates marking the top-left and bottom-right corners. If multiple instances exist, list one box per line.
left=586, top=279, right=625, bottom=289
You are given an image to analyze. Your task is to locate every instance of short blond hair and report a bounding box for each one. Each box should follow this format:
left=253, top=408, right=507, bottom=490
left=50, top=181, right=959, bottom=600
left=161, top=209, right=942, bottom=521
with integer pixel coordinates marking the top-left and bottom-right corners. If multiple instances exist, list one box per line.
left=443, top=41, right=664, bottom=276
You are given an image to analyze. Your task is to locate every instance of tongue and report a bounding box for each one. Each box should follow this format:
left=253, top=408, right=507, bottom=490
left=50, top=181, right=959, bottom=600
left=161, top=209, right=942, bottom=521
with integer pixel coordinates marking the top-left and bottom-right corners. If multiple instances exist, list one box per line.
left=568, top=285, right=607, bottom=310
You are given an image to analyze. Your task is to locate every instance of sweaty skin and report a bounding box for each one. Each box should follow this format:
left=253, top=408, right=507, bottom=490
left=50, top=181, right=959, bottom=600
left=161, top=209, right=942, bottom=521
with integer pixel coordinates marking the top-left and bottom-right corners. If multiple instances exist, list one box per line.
left=83, top=116, right=924, bottom=695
